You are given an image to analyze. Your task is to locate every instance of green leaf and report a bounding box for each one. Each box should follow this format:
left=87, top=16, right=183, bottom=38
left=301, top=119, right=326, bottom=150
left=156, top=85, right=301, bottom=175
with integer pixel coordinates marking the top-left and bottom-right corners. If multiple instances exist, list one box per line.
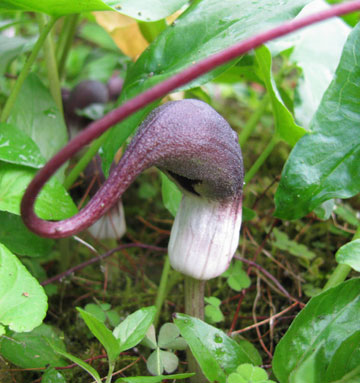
left=161, top=172, right=182, bottom=217
left=243, top=207, right=256, bottom=222
left=325, top=331, right=360, bottom=382
left=174, top=314, right=260, bottom=383
left=113, top=306, right=156, bottom=352
left=0, top=34, right=34, bottom=75
left=0, top=0, right=188, bottom=20
left=255, top=45, right=305, bottom=146
left=147, top=347, right=163, bottom=376
left=272, top=228, right=315, bottom=260
left=205, top=303, right=224, bottom=324
left=0, top=211, right=53, bottom=257
left=115, top=373, right=194, bottom=383
left=290, top=0, right=350, bottom=129
left=42, top=367, right=67, bottom=383
left=84, top=303, right=107, bottom=323
left=274, top=24, right=360, bottom=220
left=77, top=307, right=120, bottom=365
left=228, top=363, right=275, bottom=383
left=158, top=323, right=187, bottom=350
left=223, top=261, right=251, bottom=292
left=0, top=123, right=45, bottom=168
left=50, top=342, right=101, bottom=383
left=160, top=350, right=178, bottom=374
left=272, top=279, right=360, bottom=383
left=0, top=324, right=66, bottom=368
left=101, top=0, right=311, bottom=173
left=0, top=162, right=77, bottom=219
left=336, top=240, right=360, bottom=272
left=0, top=243, right=47, bottom=332
left=8, top=74, right=68, bottom=180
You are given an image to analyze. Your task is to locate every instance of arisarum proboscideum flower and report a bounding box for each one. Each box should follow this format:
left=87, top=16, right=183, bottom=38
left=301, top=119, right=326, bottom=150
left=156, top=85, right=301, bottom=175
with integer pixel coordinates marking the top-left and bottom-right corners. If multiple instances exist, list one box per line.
left=21, top=99, right=243, bottom=280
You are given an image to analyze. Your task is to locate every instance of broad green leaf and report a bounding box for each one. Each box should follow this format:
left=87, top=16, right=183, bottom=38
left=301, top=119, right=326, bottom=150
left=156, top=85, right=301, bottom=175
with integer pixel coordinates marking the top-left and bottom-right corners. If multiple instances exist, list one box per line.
left=42, top=367, right=67, bottom=383
left=274, top=24, right=360, bottom=220
left=113, top=306, right=156, bottom=352
left=272, top=279, right=360, bottom=383
left=0, top=35, right=34, bottom=75
left=8, top=74, right=68, bottom=180
left=0, top=0, right=188, bottom=21
left=255, top=45, right=305, bottom=146
left=0, top=324, right=66, bottom=368
left=50, top=342, right=101, bottom=383
left=0, top=211, right=53, bottom=257
left=0, top=244, right=47, bottom=332
left=0, top=123, right=45, bottom=168
left=115, top=373, right=194, bottom=383
left=336, top=240, right=360, bottom=272
left=161, top=172, right=182, bottom=217
left=101, top=0, right=311, bottom=174
left=325, top=331, right=360, bottom=382
left=0, top=162, right=77, bottom=220
left=77, top=307, right=120, bottom=365
left=174, top=313, right=260, bottom=383
left=290, top=0, right=350, bottom=129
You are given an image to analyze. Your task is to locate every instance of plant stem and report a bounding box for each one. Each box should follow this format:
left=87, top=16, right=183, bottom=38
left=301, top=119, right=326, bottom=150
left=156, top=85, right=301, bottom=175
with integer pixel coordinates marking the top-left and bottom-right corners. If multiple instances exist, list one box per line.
left=238, top=94, right=269, bottom=147
left=0, top=16, right=58, bottom=123
left=63, top=134, right=107, bottom=190
left=244, top=135, right=278, bottom=185
left=105, top=361, right=115, bottom=383
left=184, top=276, right=207, bottom=383
left=154, top=255, right=171, bottom=327
left=57, top=14, right=79, bottom=79
left=323, top=226, right=360, bottom=291
left=38, top=14, right=63, bottom=113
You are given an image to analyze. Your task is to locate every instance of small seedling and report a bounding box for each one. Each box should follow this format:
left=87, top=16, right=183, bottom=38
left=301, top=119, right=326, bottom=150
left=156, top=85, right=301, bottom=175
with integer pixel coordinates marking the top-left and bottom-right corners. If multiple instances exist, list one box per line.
left=142, top=323, right=187, bottom=376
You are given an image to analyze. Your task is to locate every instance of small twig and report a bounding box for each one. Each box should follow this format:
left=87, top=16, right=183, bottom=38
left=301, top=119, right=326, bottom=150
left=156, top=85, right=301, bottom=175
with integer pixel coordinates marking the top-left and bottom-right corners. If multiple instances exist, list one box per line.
left=235, top=255, right=296, bottom=302
left=231, top=301, right=299, bottom=335
left=41, top=243, right=167, bottom=286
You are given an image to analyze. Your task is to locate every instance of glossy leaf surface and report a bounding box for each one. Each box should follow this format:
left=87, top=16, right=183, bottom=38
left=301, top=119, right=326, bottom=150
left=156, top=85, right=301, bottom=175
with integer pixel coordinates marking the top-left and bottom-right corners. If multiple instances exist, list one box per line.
left=273, top=279, right=360, bottom=383
left=101, top=0, right=311, bottom=174
left=0, top=211, right=53, bottom=257
left=77, top=307, right=120, bottom=364
left=0, top=162, right=77, bottom=220
left=113, top=306, right=156, bottom=352
left=0, top=244, right=47, bottom=332
left=336, top=239, right=360, bottom=272
left=174, top=314, right=260, bottom=383
left=115, top=373, right=194, bottom=383
left=0, top=324, right=66, bottom=368
left=0, top=0, right=188, bottom=20
left=275, top=24, right=360, bottom=219
left=325, top=331, right=360, bottom=382
left=0, top=123, right=45, bottom=168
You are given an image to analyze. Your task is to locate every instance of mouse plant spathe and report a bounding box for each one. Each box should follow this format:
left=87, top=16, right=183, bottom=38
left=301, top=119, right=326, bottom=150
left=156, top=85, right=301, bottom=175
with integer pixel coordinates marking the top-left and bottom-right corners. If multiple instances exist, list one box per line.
left=22, top=99, right=243, bottom=280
